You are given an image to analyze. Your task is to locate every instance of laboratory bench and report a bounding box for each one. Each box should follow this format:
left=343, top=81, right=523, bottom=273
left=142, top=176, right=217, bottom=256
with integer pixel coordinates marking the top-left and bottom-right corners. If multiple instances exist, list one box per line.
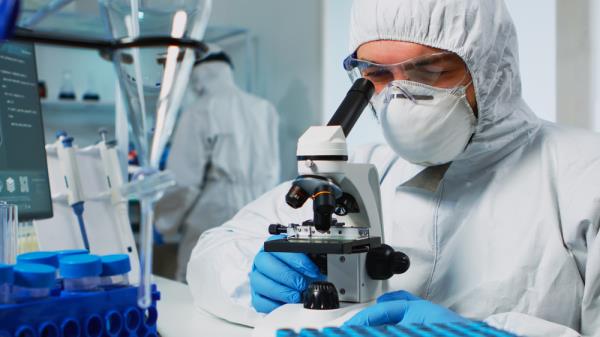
left=155, top=276, right=252, bottom=337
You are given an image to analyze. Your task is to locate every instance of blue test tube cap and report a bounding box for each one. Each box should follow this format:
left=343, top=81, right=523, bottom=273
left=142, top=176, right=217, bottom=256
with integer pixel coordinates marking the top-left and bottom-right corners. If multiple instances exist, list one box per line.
left=100, top=254, right=131, bottom=277
left=14, top=263, right=57, bottom=288
left=56, top=249, right=89, bottom=259
left=60, top=254, right=102, bottom=279
left=0, top=264, right=14, bottom=284
left=17, top=251, right=60, bottom=268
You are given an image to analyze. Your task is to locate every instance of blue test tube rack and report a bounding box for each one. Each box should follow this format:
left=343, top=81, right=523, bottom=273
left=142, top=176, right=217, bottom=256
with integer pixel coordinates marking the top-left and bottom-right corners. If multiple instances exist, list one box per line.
left=0, top=284, right=160, bottom=337
left=277, top=321, right=522, bottom=337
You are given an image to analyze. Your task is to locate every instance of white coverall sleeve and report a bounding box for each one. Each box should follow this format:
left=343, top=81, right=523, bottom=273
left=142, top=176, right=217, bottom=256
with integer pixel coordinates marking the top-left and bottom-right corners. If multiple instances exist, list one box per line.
left=485, top=222, right=600, bottom=337
left=186, top=182, right=310, bottom=327
left=154, top=103, right=210, bottom=236
left=486, top=147, right=600, bottom=337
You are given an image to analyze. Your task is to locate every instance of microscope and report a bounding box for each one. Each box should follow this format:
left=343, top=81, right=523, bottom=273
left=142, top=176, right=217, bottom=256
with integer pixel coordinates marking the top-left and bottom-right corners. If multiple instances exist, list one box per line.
left=255, top=79, right=410, bottom=335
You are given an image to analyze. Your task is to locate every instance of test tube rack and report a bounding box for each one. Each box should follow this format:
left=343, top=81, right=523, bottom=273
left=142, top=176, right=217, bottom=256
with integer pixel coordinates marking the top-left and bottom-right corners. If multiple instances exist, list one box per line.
left=0, top=284, right=160, bottom=337
left=277, top=321, right=521, bottom=337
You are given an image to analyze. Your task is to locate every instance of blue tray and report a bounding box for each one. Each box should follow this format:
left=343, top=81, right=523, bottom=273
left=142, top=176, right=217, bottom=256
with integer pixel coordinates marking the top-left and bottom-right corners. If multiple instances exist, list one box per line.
left=0, top=284, right=160, bottom=337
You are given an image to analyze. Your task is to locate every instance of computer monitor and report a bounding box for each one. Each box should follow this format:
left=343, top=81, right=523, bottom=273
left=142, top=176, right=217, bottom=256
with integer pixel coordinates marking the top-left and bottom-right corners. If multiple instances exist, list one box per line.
left=0, top=38, right=53, bottom=221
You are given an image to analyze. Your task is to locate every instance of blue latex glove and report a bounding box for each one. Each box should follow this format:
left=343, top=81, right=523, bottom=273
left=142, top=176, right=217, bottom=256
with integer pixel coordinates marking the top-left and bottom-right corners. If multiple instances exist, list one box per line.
left=250, top=235, right=325, bottom=313
left=344, top=290, right=471, bottom=327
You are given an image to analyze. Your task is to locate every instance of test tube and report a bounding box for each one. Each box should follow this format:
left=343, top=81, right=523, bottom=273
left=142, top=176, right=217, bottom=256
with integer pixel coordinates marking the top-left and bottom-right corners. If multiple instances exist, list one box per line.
left=60, top=254, right=102, bottom=293
left=0, top=264, right=13, bottom=304
left=100, top=254, right=131, bottom=289
left=0, top=202, right=18, bottom=264
left=13, top=263, right=56, bottom=302
left=56, top=249, right=89, bottom=260
left=17, top=252, right=60, bottom=270
left=17, top=251, right=61, bottom=294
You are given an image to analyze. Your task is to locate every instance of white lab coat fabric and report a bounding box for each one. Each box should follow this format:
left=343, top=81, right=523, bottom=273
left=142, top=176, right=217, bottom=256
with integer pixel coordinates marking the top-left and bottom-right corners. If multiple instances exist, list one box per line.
left=155, top=62, right=280, bottom=281
left=187, top=0, right=600, bottom=336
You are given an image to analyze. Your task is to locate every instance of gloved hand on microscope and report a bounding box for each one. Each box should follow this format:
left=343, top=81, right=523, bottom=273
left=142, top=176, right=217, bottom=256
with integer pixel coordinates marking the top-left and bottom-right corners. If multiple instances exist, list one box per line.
left=249, top=235, right=326, bottom=313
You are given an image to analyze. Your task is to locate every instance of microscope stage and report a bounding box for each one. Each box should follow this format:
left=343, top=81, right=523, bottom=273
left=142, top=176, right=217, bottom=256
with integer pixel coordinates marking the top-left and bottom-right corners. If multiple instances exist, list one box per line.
left=264, top=237, right=381, bottom=254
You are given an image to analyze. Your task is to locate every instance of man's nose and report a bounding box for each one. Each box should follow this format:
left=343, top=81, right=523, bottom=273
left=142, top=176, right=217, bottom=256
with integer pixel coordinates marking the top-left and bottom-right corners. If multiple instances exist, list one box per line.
left=392, top=68, right=409, bottom=81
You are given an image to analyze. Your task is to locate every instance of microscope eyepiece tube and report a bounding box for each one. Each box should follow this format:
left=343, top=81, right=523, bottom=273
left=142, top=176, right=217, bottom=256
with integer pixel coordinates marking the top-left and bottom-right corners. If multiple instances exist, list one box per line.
left=327, top=79, right=375, bottom=137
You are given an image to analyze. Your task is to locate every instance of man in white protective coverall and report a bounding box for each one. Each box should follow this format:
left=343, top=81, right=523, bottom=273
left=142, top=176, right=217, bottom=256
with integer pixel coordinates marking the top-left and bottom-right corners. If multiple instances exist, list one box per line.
left=155, top=47, right=281, bottom=281
left=186, top=0, right=600, bottom=336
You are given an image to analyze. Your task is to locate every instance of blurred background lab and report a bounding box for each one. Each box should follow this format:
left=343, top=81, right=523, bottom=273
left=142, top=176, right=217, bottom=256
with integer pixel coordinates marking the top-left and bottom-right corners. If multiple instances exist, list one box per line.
left=154, top=46, right=280, bottom=282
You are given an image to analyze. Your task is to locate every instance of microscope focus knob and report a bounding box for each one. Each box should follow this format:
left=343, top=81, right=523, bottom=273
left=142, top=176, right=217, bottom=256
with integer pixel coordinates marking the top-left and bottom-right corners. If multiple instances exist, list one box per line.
left=366, top=244, right=411, bottom=280
left=268, top=224, right=288, bottom=235
left=303, top=281, right=340, bottom=310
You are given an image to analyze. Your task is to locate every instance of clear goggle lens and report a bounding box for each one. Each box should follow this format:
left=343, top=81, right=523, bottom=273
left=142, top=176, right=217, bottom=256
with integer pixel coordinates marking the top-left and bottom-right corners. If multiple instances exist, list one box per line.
left=344, top=51, right=469, bottom=94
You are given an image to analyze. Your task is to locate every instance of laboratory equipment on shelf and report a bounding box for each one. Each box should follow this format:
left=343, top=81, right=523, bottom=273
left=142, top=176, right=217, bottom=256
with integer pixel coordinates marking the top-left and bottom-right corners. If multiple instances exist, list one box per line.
left=39, top=130, right=140, bottom=282
left=256, top=79, right=410, bottom=336
left=58, top=70, right=76, bottom=100
left=82, top=74, right=100, bottom=101
left=0, top=202, right=18, bottom=264
left=54, top=131, right=90, bottom=250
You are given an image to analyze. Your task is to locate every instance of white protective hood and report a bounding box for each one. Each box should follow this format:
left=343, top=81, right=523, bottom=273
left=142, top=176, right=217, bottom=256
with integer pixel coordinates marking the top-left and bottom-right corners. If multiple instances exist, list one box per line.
left=349, top=0, right=541, bottom=171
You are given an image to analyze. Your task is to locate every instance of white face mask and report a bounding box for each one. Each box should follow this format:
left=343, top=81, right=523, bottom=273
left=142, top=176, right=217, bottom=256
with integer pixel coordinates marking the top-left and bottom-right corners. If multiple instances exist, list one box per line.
left=376, top=80, right=477, bottom=166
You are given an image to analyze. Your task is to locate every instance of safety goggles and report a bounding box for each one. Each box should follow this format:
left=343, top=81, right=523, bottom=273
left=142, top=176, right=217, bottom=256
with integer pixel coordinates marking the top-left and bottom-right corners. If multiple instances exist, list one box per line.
left=343, top=51, right=469, bottom=93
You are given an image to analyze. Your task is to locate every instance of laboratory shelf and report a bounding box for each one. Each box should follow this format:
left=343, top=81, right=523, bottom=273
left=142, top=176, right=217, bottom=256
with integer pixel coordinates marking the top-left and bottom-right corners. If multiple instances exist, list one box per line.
left=40, top=100, right=116, bottom=146
left=41, top=100, right=115, bottom=114
left=19, top=8, right=250, bottom=45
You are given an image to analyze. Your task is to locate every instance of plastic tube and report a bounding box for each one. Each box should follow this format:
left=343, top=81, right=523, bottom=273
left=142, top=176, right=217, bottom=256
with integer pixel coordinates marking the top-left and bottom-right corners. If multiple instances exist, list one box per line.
left=13, top=264, right=56, bottom=303
left=138, top=198, right=154, bottom=308
left=56, top=250, right=89, bottom=260
left=16, top=253, right=60, bottom=294
left=60, top=255, right=102, bottom=293
left=99, top=255, right=131, bottom=289
left=16, top=252, right=59, bottom=269
left=0, top=202, right=18, bottom=265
